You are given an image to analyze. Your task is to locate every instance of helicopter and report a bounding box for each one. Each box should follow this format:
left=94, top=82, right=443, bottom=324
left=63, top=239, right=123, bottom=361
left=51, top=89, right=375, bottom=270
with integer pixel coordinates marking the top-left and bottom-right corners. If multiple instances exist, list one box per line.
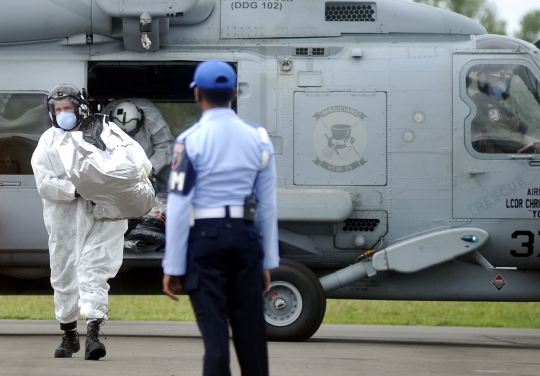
left=1, top=0, right=540, bottom=342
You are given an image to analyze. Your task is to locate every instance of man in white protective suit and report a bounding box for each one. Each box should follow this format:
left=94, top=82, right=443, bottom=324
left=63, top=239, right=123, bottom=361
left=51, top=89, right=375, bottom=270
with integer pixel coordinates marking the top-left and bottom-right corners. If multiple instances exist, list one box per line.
left=31, top=84, right=128, bottom=361
left=105, top=99, right=175, bottom=193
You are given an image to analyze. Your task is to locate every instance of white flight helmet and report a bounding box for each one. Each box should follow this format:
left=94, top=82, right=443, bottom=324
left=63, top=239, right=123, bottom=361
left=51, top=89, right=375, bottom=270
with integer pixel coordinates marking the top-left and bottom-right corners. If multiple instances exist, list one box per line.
left=110, top=101, right=144, bottom=135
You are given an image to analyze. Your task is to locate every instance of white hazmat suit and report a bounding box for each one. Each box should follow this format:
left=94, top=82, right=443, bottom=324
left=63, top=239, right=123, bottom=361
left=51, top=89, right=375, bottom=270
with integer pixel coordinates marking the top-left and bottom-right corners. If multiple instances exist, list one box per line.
left=31, top=126, right=127, bottom=323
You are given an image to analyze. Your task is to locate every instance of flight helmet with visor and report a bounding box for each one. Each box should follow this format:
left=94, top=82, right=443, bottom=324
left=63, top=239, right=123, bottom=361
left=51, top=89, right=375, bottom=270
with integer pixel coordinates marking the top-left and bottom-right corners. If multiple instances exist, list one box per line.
left=109, top=101, right=145, bottom=136
left=47, top=84, right=90, bottom=129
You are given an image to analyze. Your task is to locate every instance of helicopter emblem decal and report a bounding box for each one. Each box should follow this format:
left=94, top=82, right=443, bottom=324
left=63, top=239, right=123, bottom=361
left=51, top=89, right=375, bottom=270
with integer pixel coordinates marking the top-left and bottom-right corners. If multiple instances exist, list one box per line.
left=312, top=106, right=368, bottom=173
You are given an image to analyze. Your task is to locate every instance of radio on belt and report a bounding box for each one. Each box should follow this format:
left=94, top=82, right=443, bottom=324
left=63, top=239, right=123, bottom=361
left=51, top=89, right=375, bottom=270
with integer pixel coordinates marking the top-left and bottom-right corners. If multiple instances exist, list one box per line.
left=243, top=192, right=257, bottom=222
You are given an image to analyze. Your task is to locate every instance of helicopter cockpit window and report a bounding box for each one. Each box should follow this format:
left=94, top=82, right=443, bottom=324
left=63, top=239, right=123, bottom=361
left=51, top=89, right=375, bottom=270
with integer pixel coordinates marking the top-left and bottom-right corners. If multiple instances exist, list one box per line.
left=0, top=93, right=50, bottom=175
left=465, top=63, right=540, bottom=154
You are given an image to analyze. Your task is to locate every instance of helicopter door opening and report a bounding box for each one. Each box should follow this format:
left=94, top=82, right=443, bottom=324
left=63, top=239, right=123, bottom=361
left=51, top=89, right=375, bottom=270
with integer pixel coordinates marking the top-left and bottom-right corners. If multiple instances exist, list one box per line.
left=87, top=61, right=216, bottom=137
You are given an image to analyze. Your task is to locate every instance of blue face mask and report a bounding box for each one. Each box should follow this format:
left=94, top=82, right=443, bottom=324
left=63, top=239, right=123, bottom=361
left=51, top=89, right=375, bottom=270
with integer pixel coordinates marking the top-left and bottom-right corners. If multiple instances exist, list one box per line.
left=489, top=81, right=507, bottom=99
left=56, top=111, right=77, bottom=131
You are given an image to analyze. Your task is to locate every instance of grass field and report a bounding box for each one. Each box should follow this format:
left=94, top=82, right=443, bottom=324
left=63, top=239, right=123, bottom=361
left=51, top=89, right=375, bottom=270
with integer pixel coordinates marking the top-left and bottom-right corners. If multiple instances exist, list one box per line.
left=1, top=296, right=539, bottom=328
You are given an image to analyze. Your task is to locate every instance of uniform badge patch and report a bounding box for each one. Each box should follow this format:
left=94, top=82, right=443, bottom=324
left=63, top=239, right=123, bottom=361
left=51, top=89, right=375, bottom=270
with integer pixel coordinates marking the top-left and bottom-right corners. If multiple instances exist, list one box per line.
left=171, top=153, right=182, bottom=169
left=169, top=142, right=196, bottom=195
left=488, top=109, right=500, bottom=122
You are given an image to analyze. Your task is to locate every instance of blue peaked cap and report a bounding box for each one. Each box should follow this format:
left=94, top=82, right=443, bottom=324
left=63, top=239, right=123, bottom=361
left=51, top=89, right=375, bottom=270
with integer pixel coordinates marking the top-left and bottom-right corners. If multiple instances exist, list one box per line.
left=189, top=60, right=236, bottom=90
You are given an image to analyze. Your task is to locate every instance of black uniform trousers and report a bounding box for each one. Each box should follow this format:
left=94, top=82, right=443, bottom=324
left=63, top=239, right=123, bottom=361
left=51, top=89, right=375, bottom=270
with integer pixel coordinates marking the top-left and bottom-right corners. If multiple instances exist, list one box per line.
left=183, top=216, right=269, bottom=376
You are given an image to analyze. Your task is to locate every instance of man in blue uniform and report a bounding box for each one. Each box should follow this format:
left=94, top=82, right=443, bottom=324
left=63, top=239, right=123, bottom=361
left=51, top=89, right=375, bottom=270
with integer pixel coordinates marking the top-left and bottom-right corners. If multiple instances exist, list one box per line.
left=162, top=60, right=279, bottom=376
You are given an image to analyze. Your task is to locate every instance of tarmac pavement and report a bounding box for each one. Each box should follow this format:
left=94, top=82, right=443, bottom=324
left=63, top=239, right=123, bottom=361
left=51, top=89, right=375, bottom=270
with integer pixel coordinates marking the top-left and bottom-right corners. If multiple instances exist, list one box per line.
left=0, top=320, right=539, bottom=375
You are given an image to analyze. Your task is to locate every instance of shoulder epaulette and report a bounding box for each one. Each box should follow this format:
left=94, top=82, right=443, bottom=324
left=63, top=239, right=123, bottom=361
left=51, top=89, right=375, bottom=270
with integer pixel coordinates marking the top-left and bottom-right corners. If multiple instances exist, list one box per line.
left=242, top=120, right=270, bottom=145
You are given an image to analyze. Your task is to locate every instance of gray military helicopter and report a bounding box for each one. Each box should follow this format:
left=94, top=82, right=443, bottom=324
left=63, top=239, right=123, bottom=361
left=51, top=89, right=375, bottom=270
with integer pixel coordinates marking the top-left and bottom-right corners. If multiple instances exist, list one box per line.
left=1, top=0, right=540, bottom=342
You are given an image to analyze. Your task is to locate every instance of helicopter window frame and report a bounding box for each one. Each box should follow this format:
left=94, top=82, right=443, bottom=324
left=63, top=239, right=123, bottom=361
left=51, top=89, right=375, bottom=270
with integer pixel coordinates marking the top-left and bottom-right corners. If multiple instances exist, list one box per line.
left=460, top=59, right=540, bottom=160
left=0, top=91, right=50, bottom=176
left=473, top=34, right=540, bottom=62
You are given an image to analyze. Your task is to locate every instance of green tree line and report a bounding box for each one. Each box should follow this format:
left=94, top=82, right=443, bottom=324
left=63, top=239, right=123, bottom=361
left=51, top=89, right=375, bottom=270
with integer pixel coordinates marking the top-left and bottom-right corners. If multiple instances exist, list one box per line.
left=413, top=0, right=540, bottom=44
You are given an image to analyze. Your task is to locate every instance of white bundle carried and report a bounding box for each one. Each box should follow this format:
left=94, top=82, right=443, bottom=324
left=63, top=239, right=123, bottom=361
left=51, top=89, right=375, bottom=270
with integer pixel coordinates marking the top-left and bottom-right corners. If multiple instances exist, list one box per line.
left=56, top=116, right=155, bottom=221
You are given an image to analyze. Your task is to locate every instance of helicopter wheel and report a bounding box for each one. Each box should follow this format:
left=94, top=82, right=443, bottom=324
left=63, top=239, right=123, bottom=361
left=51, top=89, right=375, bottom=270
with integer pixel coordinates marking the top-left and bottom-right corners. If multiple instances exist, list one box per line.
left=265, top=258, right=326, bottom=342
